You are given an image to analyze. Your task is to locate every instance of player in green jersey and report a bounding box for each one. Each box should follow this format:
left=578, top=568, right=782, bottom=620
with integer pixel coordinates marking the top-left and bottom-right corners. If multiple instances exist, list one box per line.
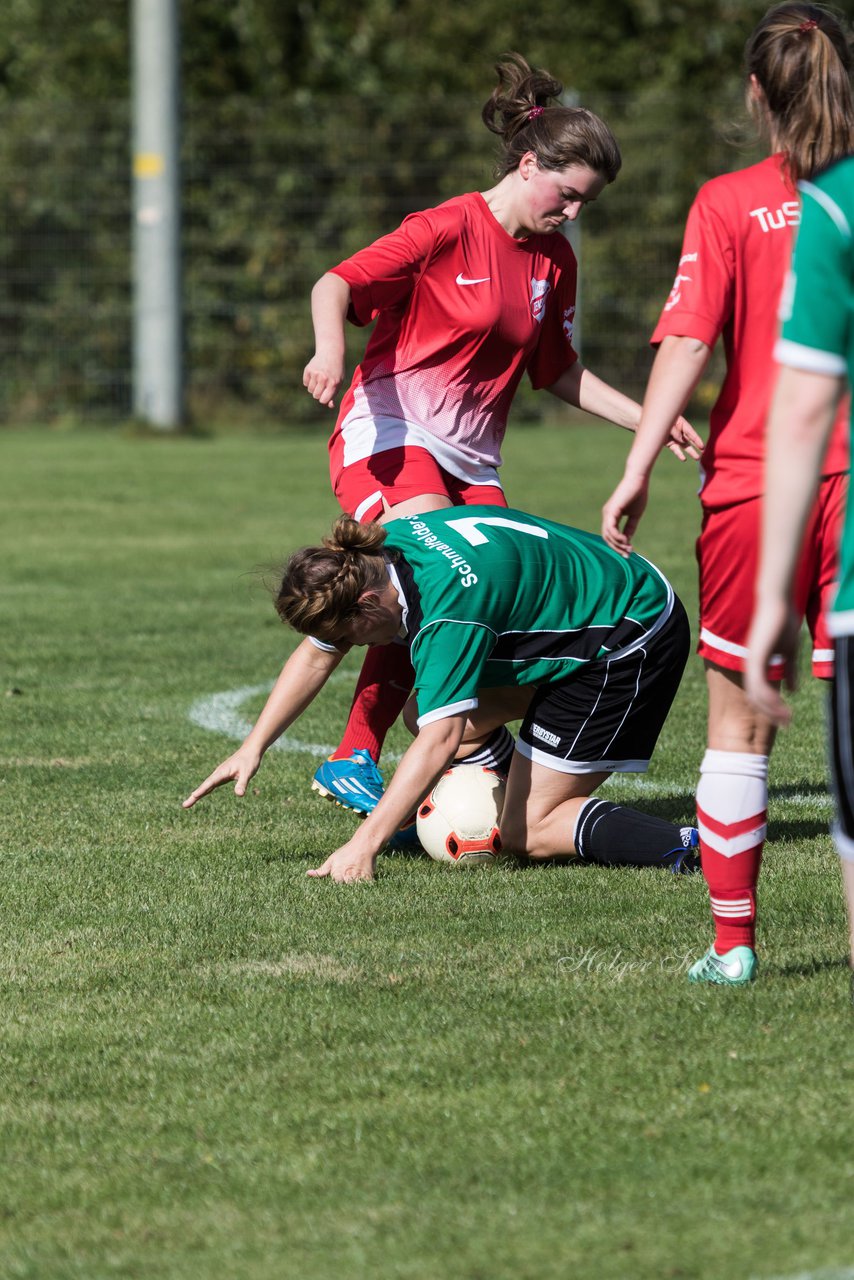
left=185, top=506, right=697, bottom=883
left=746, top=155, right=854, bottom=976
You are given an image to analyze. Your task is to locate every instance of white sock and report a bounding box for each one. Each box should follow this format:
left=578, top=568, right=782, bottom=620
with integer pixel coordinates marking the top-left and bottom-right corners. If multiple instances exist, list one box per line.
left=696, top=750, right=768, bottom=856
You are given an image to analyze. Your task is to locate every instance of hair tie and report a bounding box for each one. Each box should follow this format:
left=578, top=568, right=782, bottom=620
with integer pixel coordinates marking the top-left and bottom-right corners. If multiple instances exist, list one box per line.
left=528, top=106, right=544, bottom=121
left=798, top=18, right=818, bottom=32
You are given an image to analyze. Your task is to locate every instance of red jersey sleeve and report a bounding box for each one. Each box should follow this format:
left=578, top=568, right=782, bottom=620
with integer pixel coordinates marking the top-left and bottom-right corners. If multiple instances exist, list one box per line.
left=328, top=212, right=440, bottom=327
left=651, top=187, right=734, bottom=348
left=526, top=243, right=579, bottom=389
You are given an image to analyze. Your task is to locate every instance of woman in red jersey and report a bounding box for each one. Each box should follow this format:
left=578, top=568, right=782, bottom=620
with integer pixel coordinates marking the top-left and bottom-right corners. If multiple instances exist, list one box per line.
left=601, top=3, right=854, bottom=985
left=302, top=53, right=701, bottom=825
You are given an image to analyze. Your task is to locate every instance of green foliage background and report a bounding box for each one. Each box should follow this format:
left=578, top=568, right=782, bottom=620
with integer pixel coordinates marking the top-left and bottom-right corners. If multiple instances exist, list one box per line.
left=0, top=1, right=768, bottom=423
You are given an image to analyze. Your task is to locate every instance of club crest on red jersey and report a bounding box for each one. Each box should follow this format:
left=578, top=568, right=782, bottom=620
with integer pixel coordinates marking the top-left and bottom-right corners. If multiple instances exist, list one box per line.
left=530, top=277, right=551, bottom=322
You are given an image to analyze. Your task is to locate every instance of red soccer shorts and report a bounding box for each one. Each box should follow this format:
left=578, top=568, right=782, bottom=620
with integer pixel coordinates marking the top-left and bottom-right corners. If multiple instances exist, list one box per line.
left=697, top=472, right=847, bottom=679
left=331, top=444, right=507, bottom=523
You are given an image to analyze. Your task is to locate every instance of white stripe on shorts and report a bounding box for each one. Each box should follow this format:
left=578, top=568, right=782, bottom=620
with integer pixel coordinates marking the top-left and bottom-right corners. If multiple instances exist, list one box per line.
left=515, top=738, right=649, bottom=774
left=354, top=490, right=383, bottom=523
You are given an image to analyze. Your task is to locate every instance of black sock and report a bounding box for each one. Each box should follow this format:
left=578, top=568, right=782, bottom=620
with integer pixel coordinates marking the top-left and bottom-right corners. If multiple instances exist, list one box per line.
left=453, top=726, right=515, bottom=776
left=574, top=798, right=699, bottom=871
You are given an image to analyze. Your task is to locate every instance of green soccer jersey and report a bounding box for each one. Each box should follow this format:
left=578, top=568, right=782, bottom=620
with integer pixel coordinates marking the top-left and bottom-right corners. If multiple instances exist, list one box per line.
left=777, top=156, right=854, bottom=631
left=382, top=506, right=674, bottom=724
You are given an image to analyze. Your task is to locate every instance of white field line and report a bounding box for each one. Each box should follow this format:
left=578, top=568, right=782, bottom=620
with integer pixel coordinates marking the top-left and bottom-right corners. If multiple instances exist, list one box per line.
left=607, top=775, right=833, bottom=811
left=188, top=680, right=405, bottom=762
left=189, top=683, right=334, bottom=759
left=752, top=1269, right=854, bottom=1280
left=187, top=684, right=833, bottom=809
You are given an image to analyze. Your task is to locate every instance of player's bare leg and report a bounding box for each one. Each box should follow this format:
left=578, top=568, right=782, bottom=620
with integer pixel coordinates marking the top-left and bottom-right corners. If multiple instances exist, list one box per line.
left=500, top=755, right=610, bottom=859
left=499, top=753, right=698, bottom=869
left=422, top=686, right=699, bottom=871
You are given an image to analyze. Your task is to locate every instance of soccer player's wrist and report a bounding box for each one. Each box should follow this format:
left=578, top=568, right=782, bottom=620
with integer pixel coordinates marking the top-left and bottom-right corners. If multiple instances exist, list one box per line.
left=623, top=459, right=652, bottom=484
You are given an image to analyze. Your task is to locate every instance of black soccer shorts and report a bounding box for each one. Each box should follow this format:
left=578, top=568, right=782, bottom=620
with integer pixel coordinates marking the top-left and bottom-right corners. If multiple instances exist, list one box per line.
left=828, top=634, right=854, bottom=863
left=515, top=598, right=690, bottom=774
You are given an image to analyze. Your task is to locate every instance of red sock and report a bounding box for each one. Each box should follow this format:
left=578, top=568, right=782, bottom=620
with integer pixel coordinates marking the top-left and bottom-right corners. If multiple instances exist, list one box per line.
left=696, top=823, right=764, bottom=951
left=334, top=642, right=414, bottom=762
left=696, top=750, right=768, bottom=953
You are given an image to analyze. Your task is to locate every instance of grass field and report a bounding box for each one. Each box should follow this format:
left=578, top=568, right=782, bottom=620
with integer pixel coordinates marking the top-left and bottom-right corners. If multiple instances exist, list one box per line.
left=2, top=423, right=852, bottom=1280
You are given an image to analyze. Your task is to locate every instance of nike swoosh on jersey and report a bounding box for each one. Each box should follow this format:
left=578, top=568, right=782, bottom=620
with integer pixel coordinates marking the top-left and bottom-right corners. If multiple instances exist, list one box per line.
left=455, top=273, right=491, bottom=286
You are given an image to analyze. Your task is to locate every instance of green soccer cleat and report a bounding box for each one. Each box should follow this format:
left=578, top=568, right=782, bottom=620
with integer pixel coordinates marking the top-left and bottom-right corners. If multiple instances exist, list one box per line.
left=688, top=944, right=757, bottom=986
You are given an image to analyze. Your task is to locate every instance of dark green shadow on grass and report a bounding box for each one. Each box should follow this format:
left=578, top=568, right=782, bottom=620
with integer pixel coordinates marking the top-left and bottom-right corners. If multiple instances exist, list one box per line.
left=768, top=952, right=850, bottom=979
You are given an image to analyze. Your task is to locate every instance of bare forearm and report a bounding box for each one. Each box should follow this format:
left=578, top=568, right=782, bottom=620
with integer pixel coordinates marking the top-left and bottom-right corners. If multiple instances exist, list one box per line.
left=310, top=273, right=350, bottom=360
left=184, top=637, right=343, bottom=809
left=547, top=361, right=640, bottom=430
left=245, top=638, right=342, bottom=755
left=547, top=355, right=704, bottom=470
left=745, top=366, right=842, bottom=725
left=304, top=273, right=351, bottom=407
left=756, top=367, right=842, bottom=604
left=349, top=718, right=465, bottom=853
left=623, top=335, right=711, bottom=478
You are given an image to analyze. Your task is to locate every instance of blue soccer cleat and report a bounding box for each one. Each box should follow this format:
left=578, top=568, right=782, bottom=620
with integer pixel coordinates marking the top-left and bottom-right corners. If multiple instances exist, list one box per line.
left=386, top=816, right=422, bottom=852
left=665, top=826, right=701, bottom=874
left=311, top=749, right=385, bottom=816
left=688, top=944, right=757, bottom=985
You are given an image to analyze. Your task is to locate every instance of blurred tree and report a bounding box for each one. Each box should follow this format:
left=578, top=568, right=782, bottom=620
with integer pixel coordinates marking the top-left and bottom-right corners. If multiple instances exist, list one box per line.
left=0, top=0, right=767, bottom=422
left=0, top=0, right=754, bottom=104
left=0, top=0, right=128, bottom=98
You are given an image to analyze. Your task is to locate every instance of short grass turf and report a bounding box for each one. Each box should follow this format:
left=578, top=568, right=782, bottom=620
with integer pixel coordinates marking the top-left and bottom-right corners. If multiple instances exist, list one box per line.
left=1, top=423, right=852, bottom=1280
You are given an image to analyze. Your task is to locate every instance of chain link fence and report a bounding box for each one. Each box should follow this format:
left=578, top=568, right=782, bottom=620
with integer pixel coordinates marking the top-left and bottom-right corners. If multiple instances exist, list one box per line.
left=0, top=91, right=752, bottom=425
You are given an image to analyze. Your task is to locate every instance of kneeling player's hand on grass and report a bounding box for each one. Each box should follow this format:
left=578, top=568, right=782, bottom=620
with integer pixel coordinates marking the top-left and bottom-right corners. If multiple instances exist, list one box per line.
left=307, top=838, right=377, bottom=884
left=182, top=749, right=262, bottom=809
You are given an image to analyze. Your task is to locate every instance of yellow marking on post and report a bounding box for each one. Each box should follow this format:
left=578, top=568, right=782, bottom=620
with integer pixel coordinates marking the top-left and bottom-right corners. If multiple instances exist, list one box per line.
left=134, top=152, right=164, bottom=178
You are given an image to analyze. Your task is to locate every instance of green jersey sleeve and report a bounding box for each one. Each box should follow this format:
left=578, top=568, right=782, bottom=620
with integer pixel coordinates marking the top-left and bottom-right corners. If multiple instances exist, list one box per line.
left=410, top=618, right=496, bottom=725
left=776, top=175, right=852, bottom=376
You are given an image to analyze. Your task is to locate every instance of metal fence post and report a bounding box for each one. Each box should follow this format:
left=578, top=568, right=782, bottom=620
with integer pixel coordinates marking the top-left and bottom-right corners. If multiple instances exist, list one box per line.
left=132, top=0, right=183, bottom=427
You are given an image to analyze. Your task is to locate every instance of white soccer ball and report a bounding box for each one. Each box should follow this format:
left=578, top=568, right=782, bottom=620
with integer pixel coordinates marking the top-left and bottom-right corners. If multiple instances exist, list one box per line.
left=416, top=765, right=506, bottom=865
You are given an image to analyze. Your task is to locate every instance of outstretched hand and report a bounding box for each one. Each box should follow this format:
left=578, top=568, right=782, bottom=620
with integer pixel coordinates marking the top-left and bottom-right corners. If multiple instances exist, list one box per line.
left=665, top=415, right=703, bottom=461
left=182, top=748, right=262, bottom=809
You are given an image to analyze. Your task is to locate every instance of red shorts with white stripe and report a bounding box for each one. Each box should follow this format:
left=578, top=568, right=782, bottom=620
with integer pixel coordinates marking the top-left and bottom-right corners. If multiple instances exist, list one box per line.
left=331, top=444, right=507, bottom=524
left=697, top=473, right=847, bottom=679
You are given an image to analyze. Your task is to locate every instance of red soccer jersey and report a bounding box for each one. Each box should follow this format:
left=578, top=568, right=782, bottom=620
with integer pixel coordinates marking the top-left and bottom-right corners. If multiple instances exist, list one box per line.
left=652, top=154, right=848, bottom=509
left=328, top=192, right=578, bottom=485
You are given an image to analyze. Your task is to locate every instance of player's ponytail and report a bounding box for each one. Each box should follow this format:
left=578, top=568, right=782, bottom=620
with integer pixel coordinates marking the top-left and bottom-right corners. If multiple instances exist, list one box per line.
left=274, top=517, right=392, bottom=642
left=746, top=3, right=854, bottom=184
left=322, top=516, right=388, bottom=558
left=482, top=53, right=621, bottom=183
